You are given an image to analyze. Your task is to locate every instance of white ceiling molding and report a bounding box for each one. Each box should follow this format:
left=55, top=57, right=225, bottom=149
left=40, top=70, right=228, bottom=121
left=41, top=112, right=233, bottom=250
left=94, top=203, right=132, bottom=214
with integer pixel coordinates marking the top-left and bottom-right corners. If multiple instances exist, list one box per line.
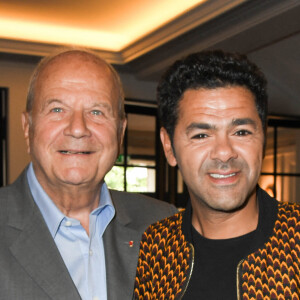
left=0, top=38, right=124, bottom=64
left=120, top=0, right=248, bottom=62
left=0, top=39, right=58, bottom=57
left=183, top=0, right=300, bottom=54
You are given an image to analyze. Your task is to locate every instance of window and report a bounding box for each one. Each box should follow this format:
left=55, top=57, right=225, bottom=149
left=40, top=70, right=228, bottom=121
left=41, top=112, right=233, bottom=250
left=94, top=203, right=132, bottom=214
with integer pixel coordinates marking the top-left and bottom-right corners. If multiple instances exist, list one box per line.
left=259, top=117, right=300, bottom=203
left=105, top=103, right=158, bottom=197
left=0, top=88, right=8, bottom=187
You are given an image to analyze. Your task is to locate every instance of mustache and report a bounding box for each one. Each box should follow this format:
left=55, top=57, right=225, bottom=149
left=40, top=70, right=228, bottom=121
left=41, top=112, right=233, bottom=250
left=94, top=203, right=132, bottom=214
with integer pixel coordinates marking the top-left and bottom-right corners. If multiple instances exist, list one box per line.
left=205, top=159, right=245, bottom=171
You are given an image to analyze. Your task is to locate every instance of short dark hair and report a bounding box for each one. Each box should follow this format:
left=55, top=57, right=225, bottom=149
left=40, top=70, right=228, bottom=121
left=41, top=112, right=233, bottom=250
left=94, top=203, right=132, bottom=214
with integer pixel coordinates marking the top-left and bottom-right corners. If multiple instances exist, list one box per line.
left=157, top=50, right=268, bottom=143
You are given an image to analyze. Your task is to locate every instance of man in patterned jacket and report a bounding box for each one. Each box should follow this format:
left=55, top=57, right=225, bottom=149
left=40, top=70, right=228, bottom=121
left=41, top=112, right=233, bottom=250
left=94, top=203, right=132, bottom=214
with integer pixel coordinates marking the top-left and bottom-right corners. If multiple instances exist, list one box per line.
left=134, top=50, right=300, bottom=299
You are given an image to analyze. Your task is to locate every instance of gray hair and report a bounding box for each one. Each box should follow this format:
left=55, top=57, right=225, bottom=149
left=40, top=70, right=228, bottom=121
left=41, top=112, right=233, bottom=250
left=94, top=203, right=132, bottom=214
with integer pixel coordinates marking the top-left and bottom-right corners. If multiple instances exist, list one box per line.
left=26, top=47, right=125, bottom=120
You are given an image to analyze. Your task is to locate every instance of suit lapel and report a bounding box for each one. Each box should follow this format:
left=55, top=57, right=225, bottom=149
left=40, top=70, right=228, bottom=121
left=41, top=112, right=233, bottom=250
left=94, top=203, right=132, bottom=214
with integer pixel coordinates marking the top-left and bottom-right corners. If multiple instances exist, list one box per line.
left=7, top=171, right=81, bottom=300
left=104, top=192, right=141, bottom=300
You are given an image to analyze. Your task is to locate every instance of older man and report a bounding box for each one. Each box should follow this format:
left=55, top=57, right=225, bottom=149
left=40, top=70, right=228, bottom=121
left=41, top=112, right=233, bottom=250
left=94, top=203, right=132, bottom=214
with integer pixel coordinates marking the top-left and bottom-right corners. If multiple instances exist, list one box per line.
left=134, top=50, right=300, bottom=299
left=0, top=49, right=177, bottom=300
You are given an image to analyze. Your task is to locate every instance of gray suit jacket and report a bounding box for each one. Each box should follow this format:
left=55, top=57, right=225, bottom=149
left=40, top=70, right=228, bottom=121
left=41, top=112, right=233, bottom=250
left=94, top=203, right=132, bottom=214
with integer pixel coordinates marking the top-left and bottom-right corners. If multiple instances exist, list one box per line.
left=0, top=169, right=177, bottom=300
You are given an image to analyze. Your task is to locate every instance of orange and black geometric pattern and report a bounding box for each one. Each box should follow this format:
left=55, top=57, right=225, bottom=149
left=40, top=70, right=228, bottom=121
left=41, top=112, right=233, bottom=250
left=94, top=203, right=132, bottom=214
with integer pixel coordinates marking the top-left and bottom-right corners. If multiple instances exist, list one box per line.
left=240, top=202, right=300, bottom=300
left=134, top=212, right=191, bottom=300
left=134, top=202, right=300, bottom=300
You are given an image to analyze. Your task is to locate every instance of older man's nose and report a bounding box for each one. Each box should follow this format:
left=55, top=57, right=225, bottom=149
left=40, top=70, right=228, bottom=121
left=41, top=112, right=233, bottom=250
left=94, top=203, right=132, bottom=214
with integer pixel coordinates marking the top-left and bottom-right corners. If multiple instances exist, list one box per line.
left=64, top=111, right=91, bottom=138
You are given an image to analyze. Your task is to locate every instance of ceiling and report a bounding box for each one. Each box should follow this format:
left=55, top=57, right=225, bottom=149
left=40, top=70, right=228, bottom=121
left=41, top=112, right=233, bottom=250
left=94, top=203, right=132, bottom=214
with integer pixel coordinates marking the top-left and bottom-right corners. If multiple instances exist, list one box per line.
left=0, top=0, right=204, bottom=52
left=0, top=0, right=299, bottom=117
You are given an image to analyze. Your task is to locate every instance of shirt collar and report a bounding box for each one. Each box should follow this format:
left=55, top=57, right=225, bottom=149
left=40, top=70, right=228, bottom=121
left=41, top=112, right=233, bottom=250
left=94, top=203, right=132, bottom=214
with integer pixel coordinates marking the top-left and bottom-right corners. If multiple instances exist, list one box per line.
left=26, top=163, right=115, bottom=238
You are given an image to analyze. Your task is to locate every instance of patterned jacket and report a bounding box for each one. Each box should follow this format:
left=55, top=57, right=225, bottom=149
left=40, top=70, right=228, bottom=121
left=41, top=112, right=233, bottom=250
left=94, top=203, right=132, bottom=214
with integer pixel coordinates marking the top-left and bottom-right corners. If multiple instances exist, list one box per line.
left=134, top=187, right=300, bottom=299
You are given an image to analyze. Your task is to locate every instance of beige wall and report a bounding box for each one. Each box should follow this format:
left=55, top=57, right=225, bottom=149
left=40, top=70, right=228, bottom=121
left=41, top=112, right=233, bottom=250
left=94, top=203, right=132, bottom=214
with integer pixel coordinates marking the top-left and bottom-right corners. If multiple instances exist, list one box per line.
left=0, top=57, right=157, bottom=184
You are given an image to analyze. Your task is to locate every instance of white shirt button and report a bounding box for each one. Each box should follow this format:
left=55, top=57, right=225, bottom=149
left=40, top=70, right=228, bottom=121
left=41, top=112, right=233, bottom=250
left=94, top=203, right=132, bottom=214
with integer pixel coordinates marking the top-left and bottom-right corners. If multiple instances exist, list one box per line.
left=65, top=220, right=72, bottom=227
left=93, top=297, right=99, bottom=300
left=89, top=249, right=93, bottom=256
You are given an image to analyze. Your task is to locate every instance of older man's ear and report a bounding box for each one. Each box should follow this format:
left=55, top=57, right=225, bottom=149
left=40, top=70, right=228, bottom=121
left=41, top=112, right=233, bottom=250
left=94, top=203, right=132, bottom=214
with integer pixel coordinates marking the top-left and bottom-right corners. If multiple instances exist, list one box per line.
left=22, top=112, right=31, bottom=154
left=118, top=118, right=127, bottom=150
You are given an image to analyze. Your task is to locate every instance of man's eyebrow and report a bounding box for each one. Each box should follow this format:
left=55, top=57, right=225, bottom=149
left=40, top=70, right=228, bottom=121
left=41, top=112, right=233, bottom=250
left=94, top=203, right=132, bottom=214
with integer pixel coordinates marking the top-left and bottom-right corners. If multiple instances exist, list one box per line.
left=41, top=99, right=112, bottom=111
left=232, top=118, right=257, bottom=127
left=185, top=118, right=257, bottom=134
left=92, top=102, right=112, bottom=109
left=41, top=99, right=63, bottom=110
left=186, top=122, right=216, bottom=134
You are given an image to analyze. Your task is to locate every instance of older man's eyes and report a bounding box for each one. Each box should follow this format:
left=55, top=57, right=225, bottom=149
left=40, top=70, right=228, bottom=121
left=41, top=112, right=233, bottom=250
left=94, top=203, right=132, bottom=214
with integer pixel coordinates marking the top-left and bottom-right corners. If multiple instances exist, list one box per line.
left=91, top=110, right=103, bottom=116
left=51, top=107, right=63, bottom=113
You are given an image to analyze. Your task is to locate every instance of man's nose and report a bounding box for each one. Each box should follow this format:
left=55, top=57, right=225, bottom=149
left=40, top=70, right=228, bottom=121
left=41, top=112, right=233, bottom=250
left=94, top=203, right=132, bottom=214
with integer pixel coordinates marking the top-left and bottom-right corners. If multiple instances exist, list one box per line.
left=210, top=135, right=238, bottom=162
left=63, top=111, right=91, bottom=138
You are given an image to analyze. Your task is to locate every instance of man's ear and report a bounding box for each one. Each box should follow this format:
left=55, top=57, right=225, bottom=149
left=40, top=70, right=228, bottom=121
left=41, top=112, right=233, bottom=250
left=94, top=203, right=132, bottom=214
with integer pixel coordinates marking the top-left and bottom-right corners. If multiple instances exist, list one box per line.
left=160, top=127, right=177, bottom=167
left=118, top=118, right=127, bottom=150
left=21, top=112, right=31, bottom=154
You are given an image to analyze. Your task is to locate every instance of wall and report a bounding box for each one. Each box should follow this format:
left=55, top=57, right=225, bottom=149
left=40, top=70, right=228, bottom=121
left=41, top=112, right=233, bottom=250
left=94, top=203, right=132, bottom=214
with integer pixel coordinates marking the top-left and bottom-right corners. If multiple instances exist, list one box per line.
left=0, top=57, right=157, bottom=184
left=0, top=58, right=36, bottom=183
left=119, top=72, right=157, bottom=101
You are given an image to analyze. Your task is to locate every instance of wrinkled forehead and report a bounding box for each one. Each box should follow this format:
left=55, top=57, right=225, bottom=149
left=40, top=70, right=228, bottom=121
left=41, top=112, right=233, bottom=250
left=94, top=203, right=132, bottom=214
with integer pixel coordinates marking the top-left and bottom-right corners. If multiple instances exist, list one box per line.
left=33, top=52, right=121, bottom=105
left=38, top=52, right=114, bottom=82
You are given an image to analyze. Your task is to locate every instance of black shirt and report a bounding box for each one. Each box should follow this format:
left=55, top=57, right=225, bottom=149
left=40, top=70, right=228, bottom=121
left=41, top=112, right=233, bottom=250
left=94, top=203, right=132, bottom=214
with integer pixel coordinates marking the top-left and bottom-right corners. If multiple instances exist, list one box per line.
left=183, top=226, right=257, bottom=299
